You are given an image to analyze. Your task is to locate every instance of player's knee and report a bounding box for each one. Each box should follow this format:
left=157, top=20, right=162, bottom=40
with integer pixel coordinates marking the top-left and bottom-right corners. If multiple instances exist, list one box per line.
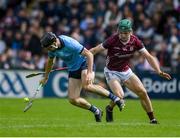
left=82, top=84, right=92, bottom=91
left=68, top=98, right=78, bottom=105
left=113, top=91, right=124, bottom=99
left=119, top=92, right=124, bottom=98
left=138, top=90, right=148, bottom=98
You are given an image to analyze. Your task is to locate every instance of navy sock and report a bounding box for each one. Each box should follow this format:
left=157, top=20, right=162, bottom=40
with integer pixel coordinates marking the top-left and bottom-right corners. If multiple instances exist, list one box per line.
left=89, top=105, right=99, bottom=114
left=108, top=92, right=119, bottom=102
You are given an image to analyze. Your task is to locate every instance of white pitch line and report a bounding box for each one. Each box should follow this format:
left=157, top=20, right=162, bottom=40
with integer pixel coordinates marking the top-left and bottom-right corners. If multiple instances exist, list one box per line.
left=0, top=123, right=180, bottom=129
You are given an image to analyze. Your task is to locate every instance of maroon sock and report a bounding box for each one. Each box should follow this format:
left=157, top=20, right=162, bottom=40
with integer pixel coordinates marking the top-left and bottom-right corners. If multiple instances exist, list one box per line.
left=147, top=112, right=155, bottom=120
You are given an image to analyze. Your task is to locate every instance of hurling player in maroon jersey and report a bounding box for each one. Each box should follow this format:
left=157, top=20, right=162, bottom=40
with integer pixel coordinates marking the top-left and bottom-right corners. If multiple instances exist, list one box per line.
left=90, top=19, right=171, bottom=124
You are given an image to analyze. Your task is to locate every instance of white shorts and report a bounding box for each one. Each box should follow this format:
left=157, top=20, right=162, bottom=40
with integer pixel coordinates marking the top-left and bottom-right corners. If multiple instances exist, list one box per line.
left=104, top=67, right=133, bottom=84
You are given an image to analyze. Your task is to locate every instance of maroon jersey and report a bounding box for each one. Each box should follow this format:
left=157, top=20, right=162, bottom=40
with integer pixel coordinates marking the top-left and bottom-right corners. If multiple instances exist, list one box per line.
left=102, top=33, right=145, bottom=72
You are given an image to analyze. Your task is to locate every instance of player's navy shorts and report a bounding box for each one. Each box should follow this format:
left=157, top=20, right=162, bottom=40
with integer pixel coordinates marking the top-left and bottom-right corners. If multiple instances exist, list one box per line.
left=68, top=61, right=96, bottom=79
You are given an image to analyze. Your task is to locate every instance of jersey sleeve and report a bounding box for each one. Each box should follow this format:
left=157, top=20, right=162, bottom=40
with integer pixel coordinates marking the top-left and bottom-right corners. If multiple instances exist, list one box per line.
left=102, top=35, right=113, bottom=49
left=135, top=37, right=145, bottom=51
left=64, top=36, right=84, bottom=54
left=70, top=39, right=84, bottom=54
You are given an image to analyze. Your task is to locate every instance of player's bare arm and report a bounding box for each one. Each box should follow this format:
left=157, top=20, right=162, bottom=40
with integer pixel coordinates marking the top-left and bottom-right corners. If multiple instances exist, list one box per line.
left=140, top=49, right=171, bottom=80
left=81, top=48, right=94, bottom=84
left=40, top=57, right=55, bottom=85
left=90, top=43, right=106, bottom=55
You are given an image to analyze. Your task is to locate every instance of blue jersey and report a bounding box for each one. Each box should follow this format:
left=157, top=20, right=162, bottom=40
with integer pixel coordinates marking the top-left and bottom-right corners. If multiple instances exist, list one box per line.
left=48, top=35, right=86, bottom=71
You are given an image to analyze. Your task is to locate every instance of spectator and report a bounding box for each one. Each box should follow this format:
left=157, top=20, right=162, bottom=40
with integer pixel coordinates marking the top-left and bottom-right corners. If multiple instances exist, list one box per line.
left=136, top=18, right=154, bottom=40
left=156, top=42, right=171, bottom=69
left=0, top=32, right=6, bottom=54
left=103, top=1, right=122, bottom=29
left=0, top=0, right=179, bottom=73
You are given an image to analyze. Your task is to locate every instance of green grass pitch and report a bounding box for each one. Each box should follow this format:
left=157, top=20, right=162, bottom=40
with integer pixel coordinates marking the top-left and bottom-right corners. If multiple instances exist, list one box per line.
left=0, top=98, right=180, bottom=137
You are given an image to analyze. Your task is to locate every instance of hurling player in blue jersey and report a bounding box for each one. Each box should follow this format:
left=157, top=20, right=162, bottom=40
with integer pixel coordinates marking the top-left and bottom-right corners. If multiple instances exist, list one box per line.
left=39, top=32, right=125, bottom=122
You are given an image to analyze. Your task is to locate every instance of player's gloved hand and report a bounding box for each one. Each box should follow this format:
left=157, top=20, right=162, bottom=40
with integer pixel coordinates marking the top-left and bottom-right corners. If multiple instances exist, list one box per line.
left=159, top=71, right=171, bottom=80
left=39, top=77, right=48, bottom=86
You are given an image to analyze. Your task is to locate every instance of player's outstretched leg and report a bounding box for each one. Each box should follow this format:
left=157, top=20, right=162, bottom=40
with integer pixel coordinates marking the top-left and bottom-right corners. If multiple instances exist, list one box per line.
left=84, top=84, right=125, bottom=112
left=124, top=74, right=159, bottom=124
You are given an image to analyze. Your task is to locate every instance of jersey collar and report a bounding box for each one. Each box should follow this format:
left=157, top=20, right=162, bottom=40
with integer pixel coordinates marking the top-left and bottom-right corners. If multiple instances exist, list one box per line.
left=119, top=35, right=131, bottom=45
left=57, top=37, right=65, bottom=50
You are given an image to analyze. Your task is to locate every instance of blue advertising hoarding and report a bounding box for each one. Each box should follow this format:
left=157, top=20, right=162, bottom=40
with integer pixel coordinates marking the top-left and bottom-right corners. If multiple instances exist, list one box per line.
left=0, top=70, right=43, bottom=98
left=0, top=70, right=179, bottom=99
left=43, top=71, right=68, bottom=97
left=96, top=71, right=180, bottom=99
left=133, top=72, right=180, bottom=99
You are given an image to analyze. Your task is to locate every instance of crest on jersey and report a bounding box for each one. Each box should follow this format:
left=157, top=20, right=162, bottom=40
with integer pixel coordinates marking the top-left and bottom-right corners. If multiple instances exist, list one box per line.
left=130, top=46, right=134, bottom=51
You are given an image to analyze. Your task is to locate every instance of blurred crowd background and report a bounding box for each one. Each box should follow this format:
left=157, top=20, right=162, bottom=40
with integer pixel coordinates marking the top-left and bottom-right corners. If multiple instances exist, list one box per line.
left=0, top=0, right=180, bottom=73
